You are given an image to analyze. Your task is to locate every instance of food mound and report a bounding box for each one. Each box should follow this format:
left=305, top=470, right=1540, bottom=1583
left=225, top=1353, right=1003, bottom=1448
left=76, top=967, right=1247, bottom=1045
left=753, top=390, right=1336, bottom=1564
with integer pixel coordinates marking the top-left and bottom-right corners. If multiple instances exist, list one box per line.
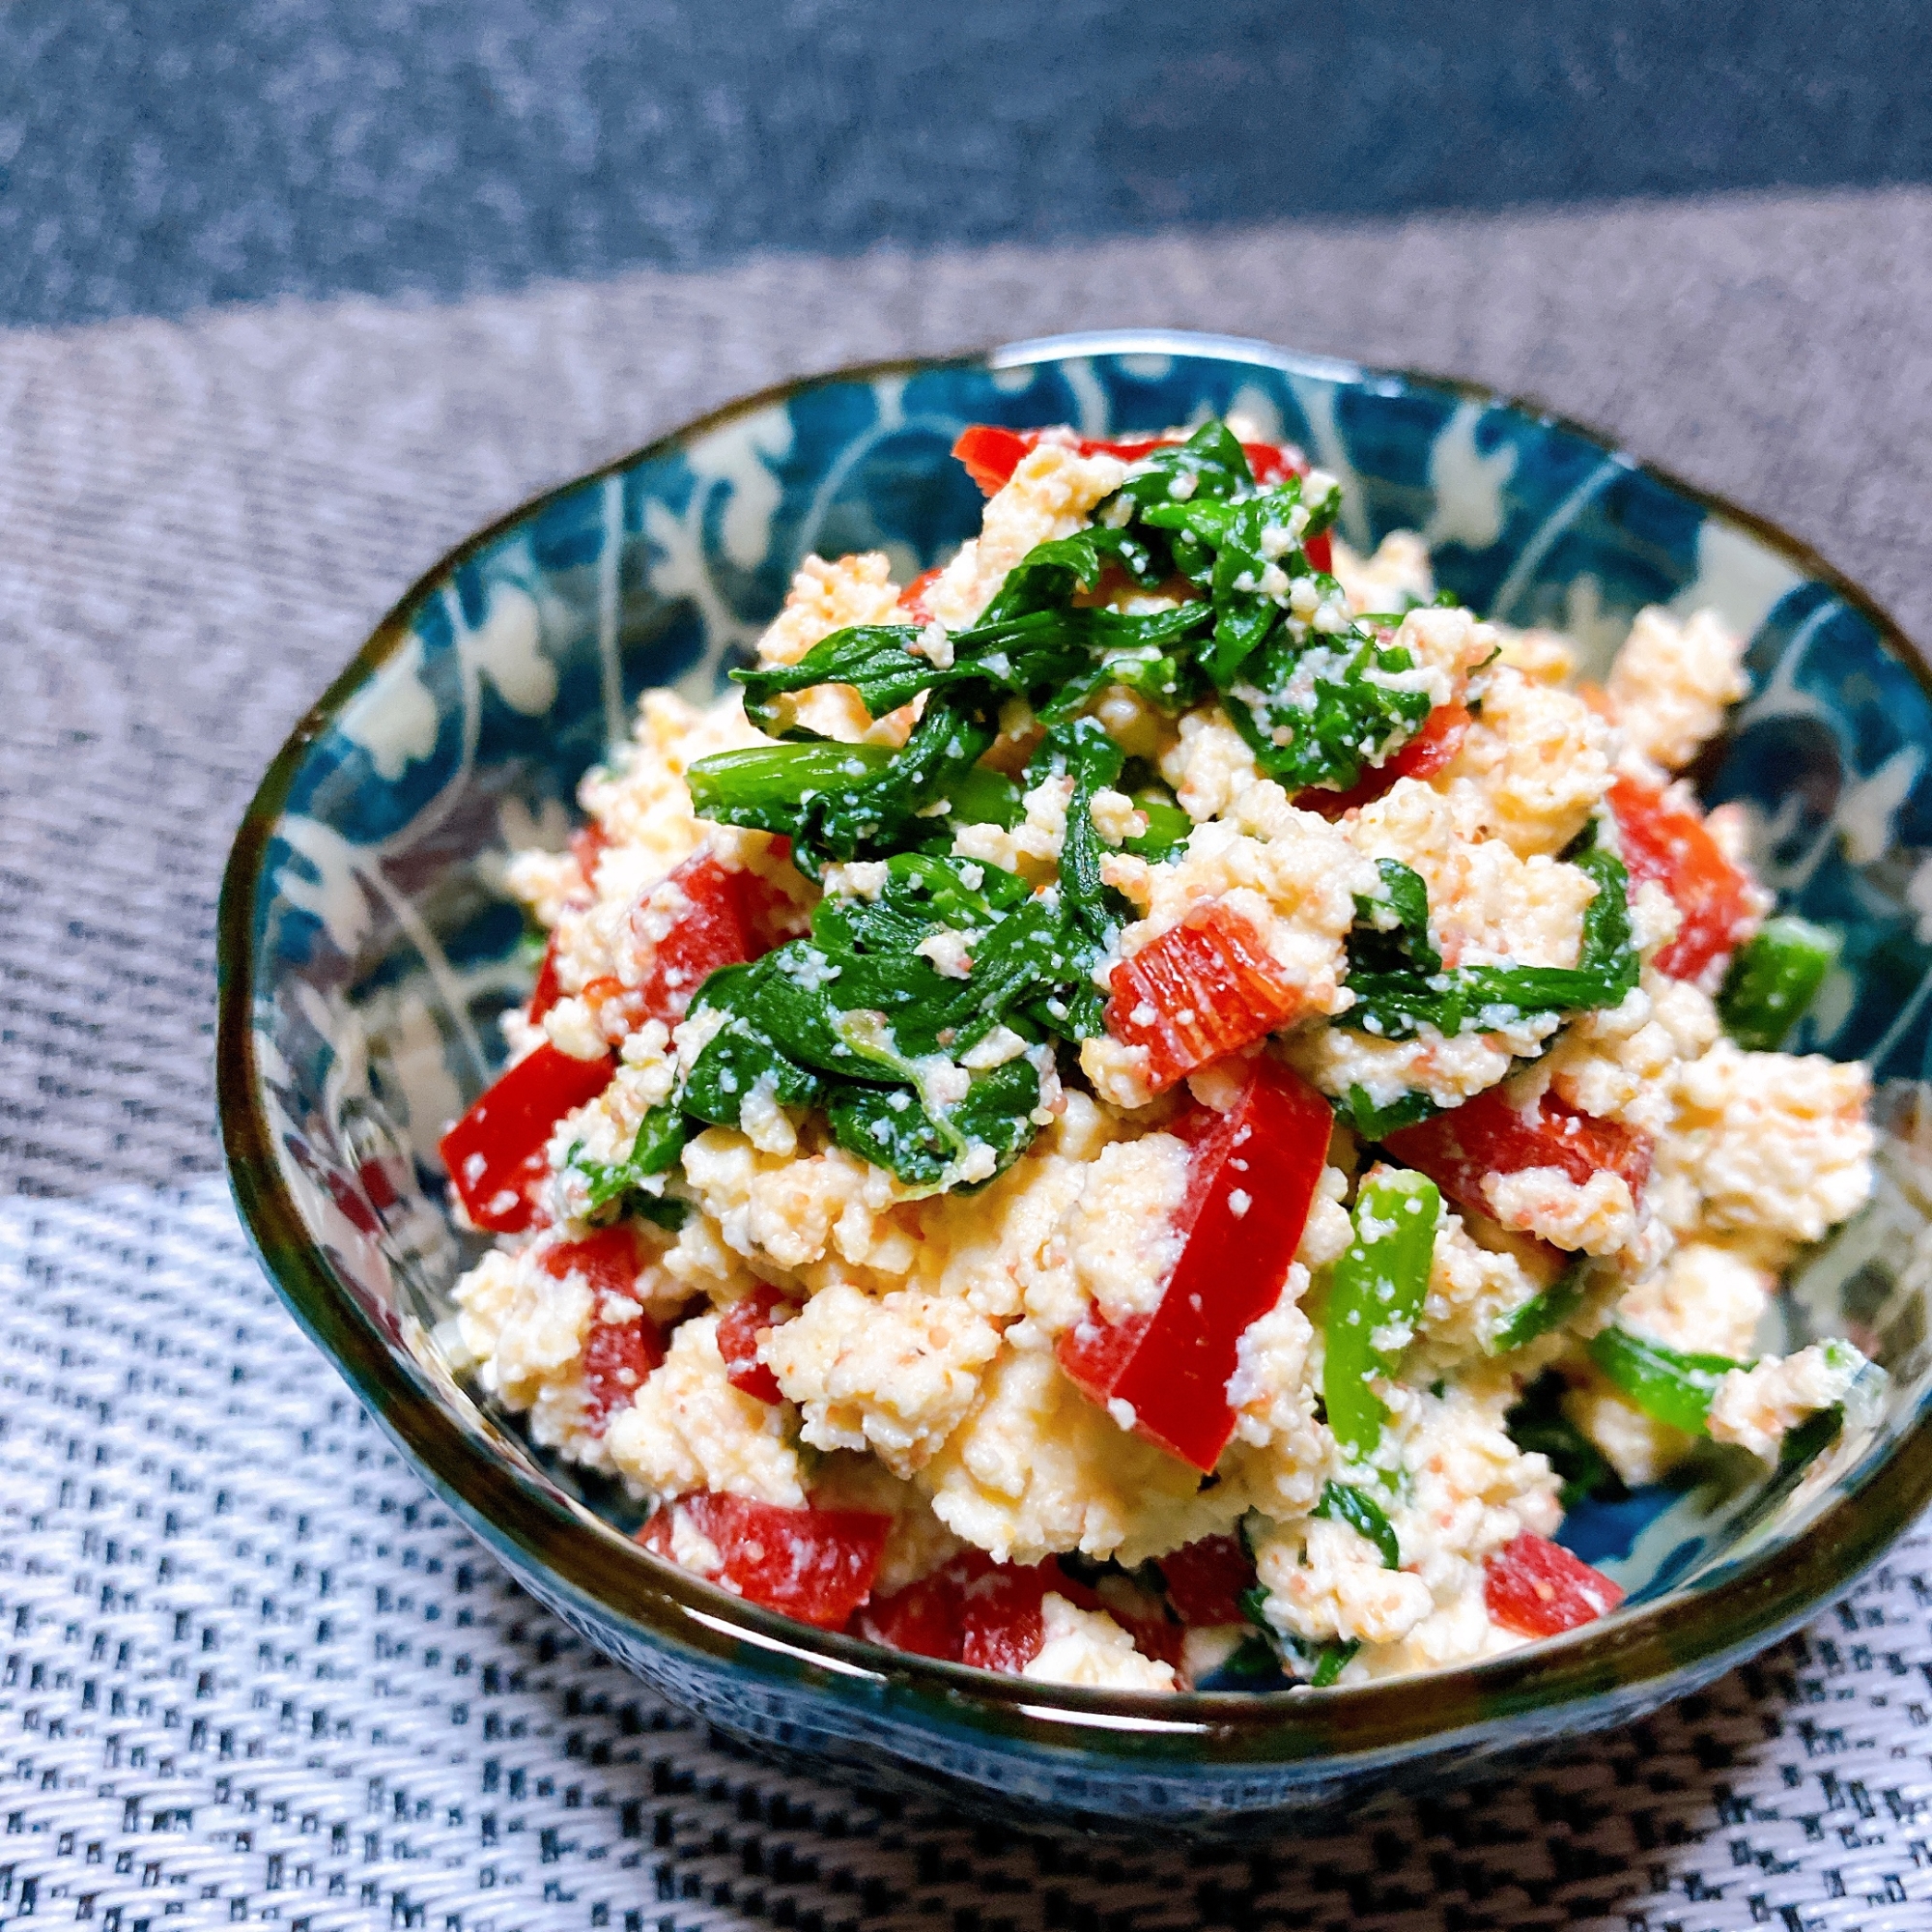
left=440, top=419, right=1878, bottom=1692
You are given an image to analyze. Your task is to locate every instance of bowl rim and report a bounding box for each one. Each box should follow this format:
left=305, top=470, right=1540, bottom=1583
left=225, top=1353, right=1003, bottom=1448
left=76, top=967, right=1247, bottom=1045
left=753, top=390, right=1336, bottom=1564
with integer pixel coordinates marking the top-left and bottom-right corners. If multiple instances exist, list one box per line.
left=217, top=326, right=1932, bottom=1765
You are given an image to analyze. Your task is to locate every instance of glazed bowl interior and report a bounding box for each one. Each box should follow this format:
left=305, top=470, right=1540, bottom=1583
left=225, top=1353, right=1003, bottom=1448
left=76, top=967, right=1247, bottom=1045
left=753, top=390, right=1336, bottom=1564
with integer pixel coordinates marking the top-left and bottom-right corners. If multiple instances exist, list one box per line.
left=218, top=330, right=1932, bottom=1828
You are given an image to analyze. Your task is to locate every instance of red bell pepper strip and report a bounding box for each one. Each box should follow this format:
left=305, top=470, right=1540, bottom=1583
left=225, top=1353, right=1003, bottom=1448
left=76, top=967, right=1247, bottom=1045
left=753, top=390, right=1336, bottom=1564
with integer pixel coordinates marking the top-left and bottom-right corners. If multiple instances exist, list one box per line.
left=1483, top=1531, right=1624, bottom=1638
left=1383, top=1083, right=1652, bottom=1232
left=539, top=1224, right=645, bottom=1297
left=527, top=930, right=566, bottom=1022
left=1607, top=775, right=1759, bottom=982
left=577, top=1318, right=665, bottom=1431
left=640, top=1493, right=892, bottom=1630
left=900, top=564, right=946, bottom=625
left=1057, top=1057, right=1334, bottom=1471
left=1105, top=899, right=1305, bottom=1094
left=715, top=1284, right=798, bottom=1405
left=1296, top=700, right=1472, bottom=820
left=1157, top=1534, right=1258, bottom=1629
left=570, top=822, right=610, bottom=877
left=626, top=851, right=800, bottom=1027
left=856, top=1551, right=984, bottom=1661
left=440, top=1041, right=618, bottom=1234
left=538, top=1228, right=666, bottom=1430
left=859, top=1552, right=1112, bottom=1671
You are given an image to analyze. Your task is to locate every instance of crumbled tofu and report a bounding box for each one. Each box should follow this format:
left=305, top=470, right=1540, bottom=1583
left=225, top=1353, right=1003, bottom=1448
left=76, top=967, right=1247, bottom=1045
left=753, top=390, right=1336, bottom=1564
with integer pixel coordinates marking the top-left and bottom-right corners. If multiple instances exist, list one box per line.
left=1289, top=1012, right=1561, bottom=1117
left=605, top=1313, right=807, bottom=1506
left=1606, top=607, right=1748, bottom=773
left=924, top=444, right=1128, bottom=630
left=1348, top=779, right=1596, bottom=971
left=1655, top=1042, right=1875, bottom=1263
left=1491, top=626, right=1578, bottom=687
left=1415, top=1207, right=1560, bottom=1364
left=449, top=484, right=1867, bottom=1690
left=1065, top=1133, right=1193, bottom=1326
left=1568, top=1377, right=1694, bottom=1488
left=1020, top=1593, right=1178, bottom=1691
left=1544, top=977, right=1719, bottom=1140
left=1706, top=1344, right=1861, bottom=1462
left=920, top=1349, right=1231, bottom=1567
left=1617, top=1242, right=1774, bottom=1361
left=451, top=1247, right=599, bottom=1462
left=1331, top=530, right=1434, bottom=616
left=754, top=551, right=915, bottom=742
left=1159, top=706, right=1264, bottom=822
left=1441, top=667, right=1613, bottom=858
left=763, top=1283, right=1001, bottom=1477
left=1253, top=1516, right=1435, bottom=1647
left=1483, top=1165, right=1640, bottom=1259
left=1119, top=786, right=1374, bottom=1021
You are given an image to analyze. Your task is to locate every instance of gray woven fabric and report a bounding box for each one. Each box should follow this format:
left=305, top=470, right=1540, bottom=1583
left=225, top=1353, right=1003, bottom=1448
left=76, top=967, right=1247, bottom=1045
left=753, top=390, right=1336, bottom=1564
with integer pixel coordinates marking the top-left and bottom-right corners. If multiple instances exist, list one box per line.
left=7, top=188, right=1932, bottom=1925
left=4, top=1179, right=1932, bottom=1931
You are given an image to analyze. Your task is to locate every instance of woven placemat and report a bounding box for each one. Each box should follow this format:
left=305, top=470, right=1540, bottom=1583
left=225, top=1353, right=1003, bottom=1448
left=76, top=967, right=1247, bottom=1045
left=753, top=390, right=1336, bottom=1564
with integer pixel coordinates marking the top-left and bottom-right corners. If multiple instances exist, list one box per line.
left=7, top=189, right=1932, bottom=1927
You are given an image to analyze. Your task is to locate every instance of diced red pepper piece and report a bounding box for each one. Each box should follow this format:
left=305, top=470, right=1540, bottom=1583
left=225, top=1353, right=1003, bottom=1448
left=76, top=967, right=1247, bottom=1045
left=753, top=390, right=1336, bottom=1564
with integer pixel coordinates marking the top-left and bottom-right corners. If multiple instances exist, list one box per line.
left=857, top=1550, right=990, bottom=1661
left=716, top=1285, right=798, bottom=1405
left=577, top=1318, right=666, bottom=1431
left=1607, top=775, right=1759, bottom=982
left=1106, top=899, right=1305, bottom=1094
left=539, top=1228, right=666, bottom=1430
left=570, top=821, right=610, bottom=880
left=626, top=851, right=799, bottom=1028
left=1157, top=1535, right=1256, bottom=1628
left=951, top=425, right=1309, bottom=497
left=440, top=1041, right=618, bottom=1234
left=540, top=1225, right=645, bottom=1297
left=958, top=1561, right=1086, bottom=1673
left=640, top=1493, right=892, bottom=1630
left=527, top=929, right=566, bottom=1022
left=1057, top=1058, right=1334, bottom=1471
left=1297, top=701, right=1472, bottom=820
left=1484, top=1531, right=1625, bottom=1638
left=1383, top=1083, right=1652, bottom=1232
left=859, top=1552, right=1116, bottom=1672
left=901, top=564, right=946, bottom=624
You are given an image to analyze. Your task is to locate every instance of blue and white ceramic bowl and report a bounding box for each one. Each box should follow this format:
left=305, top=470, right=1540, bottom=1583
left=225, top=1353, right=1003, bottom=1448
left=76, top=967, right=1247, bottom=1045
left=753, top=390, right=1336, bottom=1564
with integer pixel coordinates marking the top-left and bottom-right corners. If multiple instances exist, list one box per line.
left=217, top=330, right=1932, bottom=1834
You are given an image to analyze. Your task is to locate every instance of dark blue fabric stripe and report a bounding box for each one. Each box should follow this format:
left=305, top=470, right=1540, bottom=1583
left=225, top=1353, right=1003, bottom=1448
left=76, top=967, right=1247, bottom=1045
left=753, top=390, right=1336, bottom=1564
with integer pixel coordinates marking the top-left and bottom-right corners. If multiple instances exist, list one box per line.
left=4, top=0, right=1930, bottom=329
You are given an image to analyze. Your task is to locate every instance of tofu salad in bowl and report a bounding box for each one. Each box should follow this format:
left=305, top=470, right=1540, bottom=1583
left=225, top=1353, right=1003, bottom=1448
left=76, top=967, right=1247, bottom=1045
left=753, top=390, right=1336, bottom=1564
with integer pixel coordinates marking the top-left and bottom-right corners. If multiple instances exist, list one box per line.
left=219, top=334, right=1932, bottom=1828
left=438, top=412, right=1878, bottom=1695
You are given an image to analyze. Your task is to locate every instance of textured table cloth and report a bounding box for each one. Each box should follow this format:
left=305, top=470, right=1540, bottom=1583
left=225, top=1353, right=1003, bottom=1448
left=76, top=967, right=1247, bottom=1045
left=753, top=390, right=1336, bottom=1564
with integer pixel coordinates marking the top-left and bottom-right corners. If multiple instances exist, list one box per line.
left=7, top=188, right=1932, bottom=1928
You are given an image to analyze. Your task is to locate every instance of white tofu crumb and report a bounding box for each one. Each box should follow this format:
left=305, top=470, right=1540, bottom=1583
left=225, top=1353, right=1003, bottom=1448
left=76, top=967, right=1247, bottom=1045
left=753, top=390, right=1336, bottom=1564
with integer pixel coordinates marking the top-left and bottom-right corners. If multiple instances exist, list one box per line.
left=1020, top=1594, right=1177, bottom=1691
left=1706, top=1344, right=1861, bottom=1463
left=1606, top=606, right=1748, bottom=773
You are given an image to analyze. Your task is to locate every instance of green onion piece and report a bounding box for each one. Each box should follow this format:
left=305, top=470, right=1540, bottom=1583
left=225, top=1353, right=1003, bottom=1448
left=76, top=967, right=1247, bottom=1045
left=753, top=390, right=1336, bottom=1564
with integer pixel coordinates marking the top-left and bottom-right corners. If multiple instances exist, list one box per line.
left=1718, top=915, right=1842, bottom=1051
left=1323, top=1170, right=1442, bottom=1467
left=565, top=1103, right=690, bottom=1219
left=1312, top=1480, right=1401, bottom=1569
left=686, top=741, right=893, bottom=821
left=1586, top=1324, right=1742, bottom=1435
left=1489, top=1263, right=1590, bottom=1354
left=946, top=765, right=1026, bottom=829
left=1309, top=1639, right=1360, bottom=1688
left=1345, top=1085, right=1437, bottom=1142
left=686, top=740, right=1021, bottom=838
left=1124, top=790, right=1193, bottom=864
left=1504, top=1372, right=1625, bottom=1510
left=1217, top=1634, right=1281, bottom=1680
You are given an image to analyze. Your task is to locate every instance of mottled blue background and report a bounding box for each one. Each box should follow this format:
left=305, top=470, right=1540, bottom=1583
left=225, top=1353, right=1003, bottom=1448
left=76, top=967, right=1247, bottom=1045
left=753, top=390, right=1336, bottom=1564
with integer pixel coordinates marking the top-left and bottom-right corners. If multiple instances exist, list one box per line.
left=5, top=0, right=1930, bottom=327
